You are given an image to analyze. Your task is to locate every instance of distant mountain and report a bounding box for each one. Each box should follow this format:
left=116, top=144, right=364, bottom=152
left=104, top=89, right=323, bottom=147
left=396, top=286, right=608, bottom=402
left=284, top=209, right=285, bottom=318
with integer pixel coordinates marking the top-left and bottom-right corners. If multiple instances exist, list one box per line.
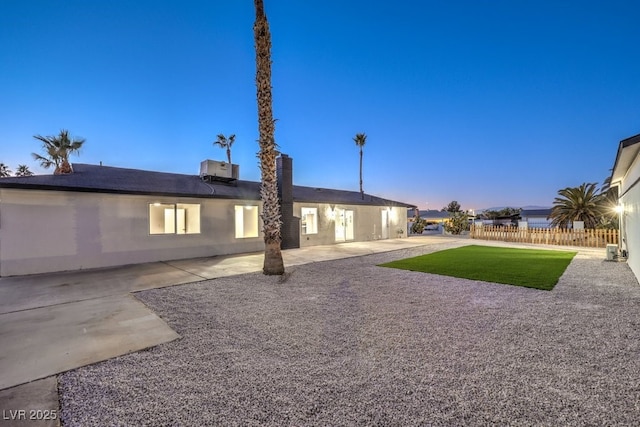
left=415, top=205, right=552, bottom=214
left=520, top=205, right=552, bottom=210
left=477, top=205, right=551, bottom=213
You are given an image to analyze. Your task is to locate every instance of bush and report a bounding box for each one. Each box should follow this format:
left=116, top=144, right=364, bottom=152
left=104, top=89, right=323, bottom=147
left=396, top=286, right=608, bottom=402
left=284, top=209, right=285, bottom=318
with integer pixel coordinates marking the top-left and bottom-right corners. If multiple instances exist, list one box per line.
left=443, top=211, right=469, bottom=235
left=411, top=217, right=426, bottom=234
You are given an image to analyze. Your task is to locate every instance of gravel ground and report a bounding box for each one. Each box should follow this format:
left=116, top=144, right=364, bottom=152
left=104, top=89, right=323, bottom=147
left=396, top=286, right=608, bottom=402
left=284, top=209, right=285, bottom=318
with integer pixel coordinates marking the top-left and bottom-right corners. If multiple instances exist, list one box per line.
left=58, top=243, right=640, bottom=426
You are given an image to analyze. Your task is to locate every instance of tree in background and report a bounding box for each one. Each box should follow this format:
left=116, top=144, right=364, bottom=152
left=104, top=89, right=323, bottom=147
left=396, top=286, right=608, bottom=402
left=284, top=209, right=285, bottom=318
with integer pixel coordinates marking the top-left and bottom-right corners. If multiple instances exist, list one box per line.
left=443, top=201, right=461, bottom=213
left=32, top=129, right=85, bottom=175
left=0, top=163, right=12, bottom=177
left=478, top=207, right=521, bottom=220
left=443, top=211, right=469, bottom=234
left=440, top=200, right=469, bottom=234
left=254, top=0, right=284, bottom=275
left=411, top=215, right=427, bottom=234
left=549, top=182, right=603, bottom=228
left=594, top=176, right=619, bottom=229
left=353, top=133, right=367, bottom=198
left=15, top=165, right=34, bottom=177
left=213, top=134, right=236, bottom=164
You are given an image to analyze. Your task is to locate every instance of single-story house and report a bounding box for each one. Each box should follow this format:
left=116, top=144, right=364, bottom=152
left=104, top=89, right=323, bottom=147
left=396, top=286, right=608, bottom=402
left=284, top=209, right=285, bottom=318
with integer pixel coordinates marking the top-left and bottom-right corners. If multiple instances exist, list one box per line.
left=0, top=155, right=414, bottom=276
left=407, top=209, right=451, bottom=223
left=519, top=208, right=552, bottom=228
left=406, top=209, right=450, bottom=233
left=610, top=133, right=640, bottom=282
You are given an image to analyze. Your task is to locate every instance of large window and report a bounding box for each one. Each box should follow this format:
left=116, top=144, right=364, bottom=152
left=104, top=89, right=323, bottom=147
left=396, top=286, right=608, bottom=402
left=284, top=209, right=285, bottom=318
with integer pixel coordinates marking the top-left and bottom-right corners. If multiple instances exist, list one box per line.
left=235, top=205, right=259, bottom=238
left=301, top=207, right=318, bottom=234
left=149, top=203, right=201, bottom=235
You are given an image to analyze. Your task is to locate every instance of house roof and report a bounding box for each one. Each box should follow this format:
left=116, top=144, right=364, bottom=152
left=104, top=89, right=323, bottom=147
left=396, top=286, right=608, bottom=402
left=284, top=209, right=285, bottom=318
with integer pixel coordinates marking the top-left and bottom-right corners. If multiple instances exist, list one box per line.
left=406, top=209, right=450, bottom=220
left=611, top=133, right=640, bottom=185
left=0, top=163, right=415, bottom=208
left=520, top=208, right=552, bottom=217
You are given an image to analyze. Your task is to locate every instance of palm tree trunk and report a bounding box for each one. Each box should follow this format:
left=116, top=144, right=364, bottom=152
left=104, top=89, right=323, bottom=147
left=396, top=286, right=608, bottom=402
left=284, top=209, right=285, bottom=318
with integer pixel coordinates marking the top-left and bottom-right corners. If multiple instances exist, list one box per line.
left=227, top=147, right=231, bottom=165
left=359, top=148, right=363, bottom=199
left=56, top=159, right=73, bottom=175
left=254, top=0, right=284, bottom=275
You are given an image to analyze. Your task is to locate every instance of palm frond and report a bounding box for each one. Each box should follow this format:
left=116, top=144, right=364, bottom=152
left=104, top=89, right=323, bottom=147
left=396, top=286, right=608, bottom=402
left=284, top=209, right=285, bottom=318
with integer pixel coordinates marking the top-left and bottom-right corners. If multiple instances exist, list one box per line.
left=31, top=129, right=85, bottom=173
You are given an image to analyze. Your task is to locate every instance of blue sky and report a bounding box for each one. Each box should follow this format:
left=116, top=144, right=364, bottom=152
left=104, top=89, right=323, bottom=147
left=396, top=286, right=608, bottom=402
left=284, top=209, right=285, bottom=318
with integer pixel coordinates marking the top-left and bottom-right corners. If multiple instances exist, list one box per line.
left=1, top=1, right=639, bottom=210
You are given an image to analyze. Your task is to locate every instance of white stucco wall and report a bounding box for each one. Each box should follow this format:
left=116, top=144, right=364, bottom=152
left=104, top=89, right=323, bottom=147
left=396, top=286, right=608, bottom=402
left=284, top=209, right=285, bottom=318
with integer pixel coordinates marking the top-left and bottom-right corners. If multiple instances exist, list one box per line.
left=0, top=188, right=410, bottom=276
left=619, top=153, right=640, bottom=280
left=0, top=189, right=264, bottom=276
left=295, top=203, right=407, bottom=247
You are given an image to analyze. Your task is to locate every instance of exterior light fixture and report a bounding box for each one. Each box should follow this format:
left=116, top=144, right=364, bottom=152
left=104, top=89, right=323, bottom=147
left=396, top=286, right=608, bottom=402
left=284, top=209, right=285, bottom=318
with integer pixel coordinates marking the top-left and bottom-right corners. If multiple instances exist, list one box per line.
left=326, top=205, right=336, bottom=220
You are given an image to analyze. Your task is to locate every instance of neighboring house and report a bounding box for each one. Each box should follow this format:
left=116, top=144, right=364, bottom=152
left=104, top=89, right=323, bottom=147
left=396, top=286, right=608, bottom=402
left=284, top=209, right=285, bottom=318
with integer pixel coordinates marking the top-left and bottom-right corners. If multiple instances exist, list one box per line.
left=519, top=208, right=552, bottom=228
left=0, top=155, right=414, bottom=276
left=610, top=133, right=640, bottom=282
left=407, top=209, right=450, bottom=232
left=489, top=214, right=520, bottom=227
left=418, top=209, right=451, bottom=224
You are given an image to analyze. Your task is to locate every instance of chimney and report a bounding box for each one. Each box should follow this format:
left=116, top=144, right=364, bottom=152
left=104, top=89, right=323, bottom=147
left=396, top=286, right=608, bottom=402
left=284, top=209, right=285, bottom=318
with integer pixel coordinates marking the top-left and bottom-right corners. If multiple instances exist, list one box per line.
left=276, top=154, right=299, bottom=249
left=277, top=154, right=293, bottom=205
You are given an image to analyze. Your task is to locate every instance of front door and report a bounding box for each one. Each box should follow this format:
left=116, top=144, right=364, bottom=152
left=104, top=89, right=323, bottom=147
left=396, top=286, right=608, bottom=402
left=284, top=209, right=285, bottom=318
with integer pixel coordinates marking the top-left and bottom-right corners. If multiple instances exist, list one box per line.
left=345, top=210, right=354, bottom=240
left=335, top=208, right=345, bottom=242
left=381, top=209, right=389, bottom=239
left=335, top=209, right=354, bottom=242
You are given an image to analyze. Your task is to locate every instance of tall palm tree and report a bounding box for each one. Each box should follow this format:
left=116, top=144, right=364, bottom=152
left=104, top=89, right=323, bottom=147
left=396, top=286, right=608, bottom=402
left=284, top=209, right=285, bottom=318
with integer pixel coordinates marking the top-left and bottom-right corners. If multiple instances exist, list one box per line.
left=254, top=0, right=284, bottom=275
left=32, top=129, right=85, bottom=174
left=0, top=163, right=11, bottom=177
left=549, top=182, right=604, bottom=228
left=213, top=134, right=236, bottom=164
left=353, top=133, right=367, bottom=198
left=15, top=165, right=34, bottom=177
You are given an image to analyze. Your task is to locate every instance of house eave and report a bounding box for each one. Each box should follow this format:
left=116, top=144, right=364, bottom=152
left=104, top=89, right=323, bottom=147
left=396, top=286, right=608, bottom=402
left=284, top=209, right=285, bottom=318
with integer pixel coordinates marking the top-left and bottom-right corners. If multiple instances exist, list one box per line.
left=0, top=183, right=261, bottom=200
left=610, top=133, right=640, bottom=186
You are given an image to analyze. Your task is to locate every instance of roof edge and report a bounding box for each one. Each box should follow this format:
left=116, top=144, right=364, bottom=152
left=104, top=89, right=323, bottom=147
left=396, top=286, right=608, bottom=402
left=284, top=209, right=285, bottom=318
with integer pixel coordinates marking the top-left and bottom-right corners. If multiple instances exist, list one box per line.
left=610, top=133, right=640, bottom=185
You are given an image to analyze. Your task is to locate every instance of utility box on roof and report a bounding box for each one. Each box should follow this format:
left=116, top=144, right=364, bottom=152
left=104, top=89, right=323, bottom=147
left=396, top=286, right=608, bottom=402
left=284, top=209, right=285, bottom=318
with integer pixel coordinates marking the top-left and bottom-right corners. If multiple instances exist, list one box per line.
left=200, top=160, right=239, bottom=181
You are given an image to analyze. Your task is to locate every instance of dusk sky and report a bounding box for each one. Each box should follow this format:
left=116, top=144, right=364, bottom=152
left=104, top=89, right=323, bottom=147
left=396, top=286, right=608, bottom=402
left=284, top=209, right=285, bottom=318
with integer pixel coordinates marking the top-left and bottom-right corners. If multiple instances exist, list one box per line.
left=2, top=1, right=639, bottom=211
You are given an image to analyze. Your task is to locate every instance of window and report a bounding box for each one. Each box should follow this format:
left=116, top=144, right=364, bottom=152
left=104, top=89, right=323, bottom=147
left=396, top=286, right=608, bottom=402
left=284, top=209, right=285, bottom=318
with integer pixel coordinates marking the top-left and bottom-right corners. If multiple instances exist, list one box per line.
left=149, top=203, right=200, bottom=235
left=301, top=207, right=318, bottom=234
left=235, top=205, right=259, bottom=238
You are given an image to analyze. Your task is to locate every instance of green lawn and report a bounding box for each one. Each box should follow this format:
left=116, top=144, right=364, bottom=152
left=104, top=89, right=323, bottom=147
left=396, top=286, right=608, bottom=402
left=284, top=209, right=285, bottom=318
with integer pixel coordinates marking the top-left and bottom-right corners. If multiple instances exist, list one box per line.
left=379, top=245, right=577, bottom=291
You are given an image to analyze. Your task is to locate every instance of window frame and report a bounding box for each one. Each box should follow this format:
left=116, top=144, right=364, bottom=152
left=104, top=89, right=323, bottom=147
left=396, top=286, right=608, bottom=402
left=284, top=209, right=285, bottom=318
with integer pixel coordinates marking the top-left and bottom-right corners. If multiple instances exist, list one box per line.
left=149, top=202, right=201, bottom=235
left=234, top=205, right=260, bottom=239
left=301, top=207, right=318, bottom=235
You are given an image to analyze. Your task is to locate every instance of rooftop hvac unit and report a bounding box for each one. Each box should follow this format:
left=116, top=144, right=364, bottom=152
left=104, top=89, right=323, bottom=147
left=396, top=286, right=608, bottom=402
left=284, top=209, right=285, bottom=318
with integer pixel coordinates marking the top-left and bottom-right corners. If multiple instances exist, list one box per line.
left=200, top=160, right=239, bottom=181
left=200, top=160, right=231, bottom=178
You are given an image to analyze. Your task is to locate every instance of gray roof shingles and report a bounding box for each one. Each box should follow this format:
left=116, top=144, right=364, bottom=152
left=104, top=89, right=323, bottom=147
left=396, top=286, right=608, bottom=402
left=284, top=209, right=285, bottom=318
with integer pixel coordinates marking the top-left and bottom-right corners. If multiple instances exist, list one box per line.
left=0, top=163, right=414, bottom=208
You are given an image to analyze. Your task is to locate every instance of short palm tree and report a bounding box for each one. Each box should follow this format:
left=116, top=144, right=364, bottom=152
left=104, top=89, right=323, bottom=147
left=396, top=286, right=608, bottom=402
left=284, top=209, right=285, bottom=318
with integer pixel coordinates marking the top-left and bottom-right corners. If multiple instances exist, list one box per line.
left=353, top=133, right=367, bottom=198
left=15, top=165, right=34, bottom=177
left=254, top=0, right=284, bottom=275
left=0, top=163, right=12, bottom=177
left=32, top=129, right=85, bottom=174
left=213, top=134, right=236, bottom=164
left=549, top=182, right=604, bottom=228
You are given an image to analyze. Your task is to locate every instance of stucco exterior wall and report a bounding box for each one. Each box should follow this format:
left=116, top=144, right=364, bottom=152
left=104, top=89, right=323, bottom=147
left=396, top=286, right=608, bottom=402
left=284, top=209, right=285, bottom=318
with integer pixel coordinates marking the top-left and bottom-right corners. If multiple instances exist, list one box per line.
left=295, top=203, right=407, bottom=247
left=0, top=188, right=409, bottom=276
left=619, top=154, right=640, bottom=280
left=0, top=189, right=264, bottom=276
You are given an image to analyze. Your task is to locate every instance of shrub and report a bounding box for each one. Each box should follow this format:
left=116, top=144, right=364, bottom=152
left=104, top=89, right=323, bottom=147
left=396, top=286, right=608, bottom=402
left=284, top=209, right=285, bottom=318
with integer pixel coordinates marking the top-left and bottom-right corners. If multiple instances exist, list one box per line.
left=411, top=217, right=426, bottom=234
left=443, top=211, right=469, bottom=235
